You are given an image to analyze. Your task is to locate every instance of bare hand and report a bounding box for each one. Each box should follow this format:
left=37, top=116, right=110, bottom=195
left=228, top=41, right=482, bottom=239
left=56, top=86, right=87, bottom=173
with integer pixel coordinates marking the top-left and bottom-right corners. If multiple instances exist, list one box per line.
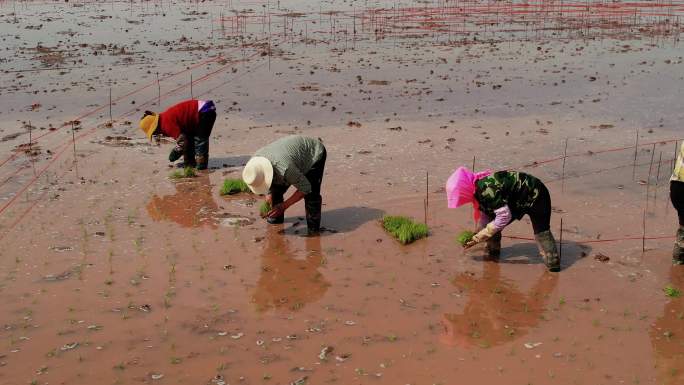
left=267, top=203, right=285, bottom=219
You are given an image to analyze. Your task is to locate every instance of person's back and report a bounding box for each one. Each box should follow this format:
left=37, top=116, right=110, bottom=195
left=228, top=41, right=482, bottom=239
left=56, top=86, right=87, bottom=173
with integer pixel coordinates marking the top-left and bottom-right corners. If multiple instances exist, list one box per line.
left=255, top=135, right=325, bottom=175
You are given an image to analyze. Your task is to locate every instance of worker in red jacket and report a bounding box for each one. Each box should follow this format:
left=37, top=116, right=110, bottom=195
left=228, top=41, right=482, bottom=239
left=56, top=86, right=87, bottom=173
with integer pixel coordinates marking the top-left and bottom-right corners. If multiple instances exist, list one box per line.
left=139, top=99, right=216, bottom=170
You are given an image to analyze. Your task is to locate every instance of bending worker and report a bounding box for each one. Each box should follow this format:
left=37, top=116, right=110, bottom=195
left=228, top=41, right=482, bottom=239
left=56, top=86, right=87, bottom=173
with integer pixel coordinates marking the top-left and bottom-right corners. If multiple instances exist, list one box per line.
left=446, top=167, right=560, bottom=272
left=139, top=99, right=217, bottom=170
left=242, top=135, right=327, bottom=235
left=671, top=140, right=684, bottom=265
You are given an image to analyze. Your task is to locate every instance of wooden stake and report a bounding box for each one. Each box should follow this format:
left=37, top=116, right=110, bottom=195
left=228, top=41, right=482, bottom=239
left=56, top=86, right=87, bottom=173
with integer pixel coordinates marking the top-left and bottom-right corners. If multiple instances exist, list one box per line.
left=632, top=129, right=639, bottom=180
left=423, top=198, right=427, bottom=226
left=559, top=217, right=563, bottom=262
left=642, top=209, right=646, bottom=253
left=156, top=72, right=161, bottom=107
left=71, top=121, right=77, bottom=158
left=28, top=120, right=31, bottom=152
left=425, top=170, right=429, bottom=226
left=561, top=138, right=568, bottom=192
left=675, top=140, right=680, bottom=171
left=190, top=73, right=193, bottom=99
left=646, top=142, right=656, bottom=207
left=471, top=155, right=475, bottom=171
left=656, top=151, right=663, bottom=184
left=109, top=87, right=113, bottom=124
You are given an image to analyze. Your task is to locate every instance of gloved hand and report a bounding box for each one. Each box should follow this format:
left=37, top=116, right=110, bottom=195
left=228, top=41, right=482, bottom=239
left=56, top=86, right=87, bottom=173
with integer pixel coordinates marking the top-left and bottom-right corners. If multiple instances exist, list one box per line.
left=463, top=223, right=498, bottom=250
left=169, top=147, right=182, bottom=162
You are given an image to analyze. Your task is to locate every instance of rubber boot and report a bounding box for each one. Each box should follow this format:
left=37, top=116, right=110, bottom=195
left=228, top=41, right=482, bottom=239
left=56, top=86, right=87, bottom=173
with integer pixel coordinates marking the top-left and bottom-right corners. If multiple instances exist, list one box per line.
left=535, top=230, right=560, bottom=272
left=194, top=136, right=209, bottom=170
left=485, top=232, right=502, bottom=259
left=195, top=155, right=208, bottom=170
left=304, top=196, right=322, bottom=235
left=674, top=226, right=684, bottom=265
left=169, top=147, right=183, bottom=162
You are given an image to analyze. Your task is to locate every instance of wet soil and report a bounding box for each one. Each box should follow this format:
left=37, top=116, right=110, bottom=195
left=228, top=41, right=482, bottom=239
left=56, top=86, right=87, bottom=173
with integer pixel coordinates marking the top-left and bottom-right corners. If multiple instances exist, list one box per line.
left=1, top=1, right=683, bottom=385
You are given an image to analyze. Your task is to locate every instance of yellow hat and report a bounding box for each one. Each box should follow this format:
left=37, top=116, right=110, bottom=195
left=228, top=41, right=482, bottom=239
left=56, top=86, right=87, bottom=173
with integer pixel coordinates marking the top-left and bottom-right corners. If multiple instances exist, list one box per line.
left=139, top=114, right=159, bottom=139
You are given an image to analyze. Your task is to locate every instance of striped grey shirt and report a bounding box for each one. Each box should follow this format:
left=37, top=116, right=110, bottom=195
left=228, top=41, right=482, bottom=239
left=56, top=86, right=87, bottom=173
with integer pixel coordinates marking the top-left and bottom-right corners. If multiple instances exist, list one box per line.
left=255, top=135, right=326, bottom=194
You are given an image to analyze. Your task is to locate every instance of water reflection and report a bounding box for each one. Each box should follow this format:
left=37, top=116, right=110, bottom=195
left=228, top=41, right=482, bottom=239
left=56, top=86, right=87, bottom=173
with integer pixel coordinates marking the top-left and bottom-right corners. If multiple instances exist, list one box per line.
left=146, top=174, right=218, bottom=228
left=650, top=266, right=684, bottom=385
left=252, top=229, right=330, bottom=313
left=441, top=262, right=558, bottom=348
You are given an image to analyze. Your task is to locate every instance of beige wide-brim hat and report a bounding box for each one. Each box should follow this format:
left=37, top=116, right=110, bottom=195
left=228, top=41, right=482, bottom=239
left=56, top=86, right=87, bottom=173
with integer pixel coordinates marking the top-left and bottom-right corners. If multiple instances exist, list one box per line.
left=242, top=156, right=274, bottom=195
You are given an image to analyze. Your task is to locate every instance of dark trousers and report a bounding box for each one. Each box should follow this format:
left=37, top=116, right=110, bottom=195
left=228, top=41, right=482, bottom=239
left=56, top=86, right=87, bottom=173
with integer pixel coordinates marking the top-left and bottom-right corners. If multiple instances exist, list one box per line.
left=181, top=110, right=216, bottom=169
left=271, top=149, right=327, bottom=230
left=526, top=183, right=552, bottom=234
left=671, top=181, right=684, bottom=226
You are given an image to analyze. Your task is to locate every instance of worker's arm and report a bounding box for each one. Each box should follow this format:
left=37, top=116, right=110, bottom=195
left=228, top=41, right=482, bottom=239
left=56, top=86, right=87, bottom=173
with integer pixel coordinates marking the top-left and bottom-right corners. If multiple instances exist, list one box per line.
left=267, top=190, right=306, bottom=218
left=464, top=206, right=512, bottom=249
left=267, top=166, right=311, bottom=218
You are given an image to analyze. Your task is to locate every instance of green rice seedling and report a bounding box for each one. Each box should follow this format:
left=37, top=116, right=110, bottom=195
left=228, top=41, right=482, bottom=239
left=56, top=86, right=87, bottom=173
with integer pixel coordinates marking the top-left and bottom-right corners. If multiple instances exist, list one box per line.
left=260, top=201, right=272, bottom=217
left=382, top=215, right=429, bottom=244
left=220, top=179, right=250, bottom=195
left=169, top=167, right=197, bottom=179
left=456, top=230, right=476, bottom=246
left=664, top=284, right=681, bottom=298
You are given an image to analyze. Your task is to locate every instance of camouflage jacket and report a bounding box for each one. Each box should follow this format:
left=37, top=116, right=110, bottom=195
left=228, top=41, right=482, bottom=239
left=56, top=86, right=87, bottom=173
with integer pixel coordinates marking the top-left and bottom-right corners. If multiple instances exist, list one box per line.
left=474, top=171, right=545, bottom=221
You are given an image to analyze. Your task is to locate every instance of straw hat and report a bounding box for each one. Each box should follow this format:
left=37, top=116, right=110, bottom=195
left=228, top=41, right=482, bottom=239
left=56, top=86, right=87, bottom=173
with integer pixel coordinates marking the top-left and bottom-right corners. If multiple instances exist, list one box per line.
left=242, top=156, right=274, bottom=195
left=139, top=113, right=159, bottom=139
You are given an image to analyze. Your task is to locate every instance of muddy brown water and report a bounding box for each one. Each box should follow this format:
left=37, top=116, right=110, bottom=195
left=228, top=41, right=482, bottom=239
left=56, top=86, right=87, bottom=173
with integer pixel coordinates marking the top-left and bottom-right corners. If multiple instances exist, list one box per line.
left=1, top=1, right=684, bottom=384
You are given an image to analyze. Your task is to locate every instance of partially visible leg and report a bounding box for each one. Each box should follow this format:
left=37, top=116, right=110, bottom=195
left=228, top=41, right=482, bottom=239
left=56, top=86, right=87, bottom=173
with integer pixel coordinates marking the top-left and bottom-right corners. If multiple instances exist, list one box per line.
left=477, top=212, right=500, bottom=259
left=529, top=185, right=560, bottom=272
left=268, top=184, right=287, bottom=224
left=195, top=110, right=216, bottom=170
left=303, top=149, right=326, bottom=235
left=487, top=232, right=502, bottom=259
left=194, top=136, right=209, bottom=170
left=182, top=133, right=197, bottom=168
left=670, top=181, right=684, bottom=264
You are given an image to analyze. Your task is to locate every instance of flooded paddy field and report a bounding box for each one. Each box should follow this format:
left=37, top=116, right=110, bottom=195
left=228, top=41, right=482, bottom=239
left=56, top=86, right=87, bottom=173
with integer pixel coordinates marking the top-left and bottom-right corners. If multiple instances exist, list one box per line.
left=0, top=0, right=684, bottom=384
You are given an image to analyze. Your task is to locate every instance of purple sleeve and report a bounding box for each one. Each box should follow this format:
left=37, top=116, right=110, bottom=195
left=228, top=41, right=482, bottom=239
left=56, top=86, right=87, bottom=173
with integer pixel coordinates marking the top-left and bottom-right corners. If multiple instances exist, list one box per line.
left=491, top=205, right=512, bottom=232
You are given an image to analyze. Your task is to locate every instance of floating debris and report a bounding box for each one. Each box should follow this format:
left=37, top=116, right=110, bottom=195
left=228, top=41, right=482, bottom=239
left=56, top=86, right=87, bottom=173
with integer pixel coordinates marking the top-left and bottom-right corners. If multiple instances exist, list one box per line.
left=60, top=342, right=79, bottom=351
left=49, top=245, right=74, bottom=252
left=319, top=346, right=334, bottom=360
left=335, top=353, right=351, bottom=362
left=524, top=342, right=542, bottom=349
left=290, top=376, right=308, bottom=385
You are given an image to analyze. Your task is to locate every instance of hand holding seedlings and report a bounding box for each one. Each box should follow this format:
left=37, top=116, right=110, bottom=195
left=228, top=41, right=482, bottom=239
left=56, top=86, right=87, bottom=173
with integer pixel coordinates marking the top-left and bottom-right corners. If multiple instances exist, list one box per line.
left=463, top=238, right=478, bottom=250
left=267, top=203, right=285, bottom=219
left=456, top=230, right=476, bottom=247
